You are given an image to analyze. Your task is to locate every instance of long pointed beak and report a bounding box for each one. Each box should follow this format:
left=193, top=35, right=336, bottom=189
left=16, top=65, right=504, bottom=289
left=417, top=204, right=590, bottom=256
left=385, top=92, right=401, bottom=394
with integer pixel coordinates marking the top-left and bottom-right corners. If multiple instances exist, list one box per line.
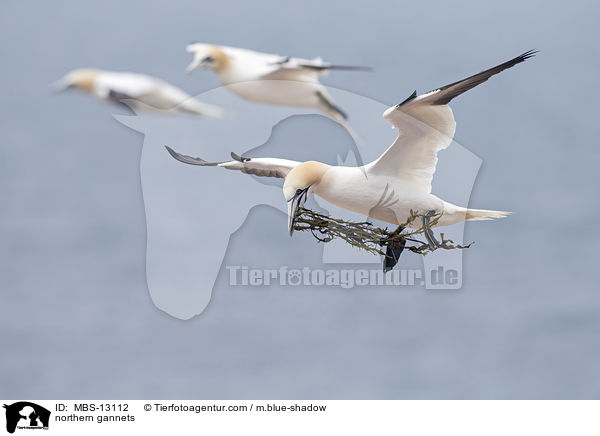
left=287, top=188, right=308, bottom=237
left=185, top=58, right=202, bottom=74
left=50, top=78, right=71, bottom=93
left=287, top=199, right=298, bottom=237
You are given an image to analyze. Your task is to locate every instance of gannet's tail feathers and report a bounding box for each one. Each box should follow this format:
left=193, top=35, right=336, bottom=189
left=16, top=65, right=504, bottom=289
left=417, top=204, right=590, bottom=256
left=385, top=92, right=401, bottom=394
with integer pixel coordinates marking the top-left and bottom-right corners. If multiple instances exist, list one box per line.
left=465, top=208, right=512, bottom=221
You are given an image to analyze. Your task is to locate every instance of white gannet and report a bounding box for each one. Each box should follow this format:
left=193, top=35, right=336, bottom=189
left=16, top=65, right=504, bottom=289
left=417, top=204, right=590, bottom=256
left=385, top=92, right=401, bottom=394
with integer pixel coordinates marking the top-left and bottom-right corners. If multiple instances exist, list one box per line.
left=167, top=51, right=535, bottom=268
left=185, top=43, right=370, bottom=125
left=52, top=69, right=224, bottom=117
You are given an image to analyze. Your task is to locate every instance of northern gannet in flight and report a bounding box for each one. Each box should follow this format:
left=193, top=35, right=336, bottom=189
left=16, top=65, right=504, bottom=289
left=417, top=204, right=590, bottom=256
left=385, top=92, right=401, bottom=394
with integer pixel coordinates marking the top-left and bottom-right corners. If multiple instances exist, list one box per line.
left=53, top=69, right=224, bottom=117
left=168, top=50, right=535, bottom=267
left=185, top=43, right=370, bottom=125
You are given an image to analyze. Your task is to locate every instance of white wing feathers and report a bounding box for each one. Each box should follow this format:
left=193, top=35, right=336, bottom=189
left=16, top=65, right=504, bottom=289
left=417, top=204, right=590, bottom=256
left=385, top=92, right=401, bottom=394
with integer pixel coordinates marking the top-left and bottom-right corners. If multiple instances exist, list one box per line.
left=368, top=50, right=536, bottom=193
left=165, top=146, right=300, bottom=179
left=95, top=72, right=224, bottom=117
left=368, top=101, right=455, bottom=193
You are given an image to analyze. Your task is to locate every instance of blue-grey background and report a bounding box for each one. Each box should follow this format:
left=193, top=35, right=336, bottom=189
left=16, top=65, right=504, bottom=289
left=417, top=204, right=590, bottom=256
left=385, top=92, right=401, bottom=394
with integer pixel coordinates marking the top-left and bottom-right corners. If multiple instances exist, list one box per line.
left=1, top=0, right=598, bottom=398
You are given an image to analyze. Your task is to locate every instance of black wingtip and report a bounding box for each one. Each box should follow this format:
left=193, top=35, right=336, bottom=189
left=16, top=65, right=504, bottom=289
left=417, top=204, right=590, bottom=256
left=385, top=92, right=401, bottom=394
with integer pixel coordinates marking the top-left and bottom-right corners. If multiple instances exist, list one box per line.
left=328, top=65, right=374, bottom=71
left=499, top=49, right=537, bottom=72
left=231, top=152, right=250, bottom=162
left=522, top=49, right=538, bottom=58
left=397, top=90, right=417, bottom=107
left=515, top=49, right=538, bottom=63
left=165, top=145, right=216, bottom=166
left=165, top=145, right=178, bottom=158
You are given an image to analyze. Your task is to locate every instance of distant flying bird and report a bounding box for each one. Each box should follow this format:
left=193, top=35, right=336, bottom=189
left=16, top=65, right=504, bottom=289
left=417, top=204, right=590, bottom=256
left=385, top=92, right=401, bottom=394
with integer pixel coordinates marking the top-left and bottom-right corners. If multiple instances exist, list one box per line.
left=185, top=43, right=370, bottom=127
left=52, top=69, right=224, bottom=117
left=168, top=50, right=536, bottom=270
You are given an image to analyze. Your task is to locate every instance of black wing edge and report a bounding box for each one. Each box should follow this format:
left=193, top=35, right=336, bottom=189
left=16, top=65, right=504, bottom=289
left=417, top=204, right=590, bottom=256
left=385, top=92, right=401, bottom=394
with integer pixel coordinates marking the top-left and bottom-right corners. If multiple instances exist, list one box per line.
left=165, top=145, right=219, bottom=166
left=301, top=63, right=373, bottom=72
left=273, top=57, right=372, bottom=71
left=428, top=49, right=538, bottom=105
left=108, top=89, right=135, bottom=103
left=396, top=90, right=418, bottom=107
left=315, top=90, right=348, bottom=120
left=230, top=152, right=250, bottom=162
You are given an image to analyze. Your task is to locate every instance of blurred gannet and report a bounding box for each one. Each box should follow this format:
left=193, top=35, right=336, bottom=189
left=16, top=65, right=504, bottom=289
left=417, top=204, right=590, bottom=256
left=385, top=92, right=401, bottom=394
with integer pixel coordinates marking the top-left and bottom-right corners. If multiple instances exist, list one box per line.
left=52, top=69, right=224, bottom=117
left=168, top=51, right=535, bottom=268
left=185, top=43, right=370, bottom=126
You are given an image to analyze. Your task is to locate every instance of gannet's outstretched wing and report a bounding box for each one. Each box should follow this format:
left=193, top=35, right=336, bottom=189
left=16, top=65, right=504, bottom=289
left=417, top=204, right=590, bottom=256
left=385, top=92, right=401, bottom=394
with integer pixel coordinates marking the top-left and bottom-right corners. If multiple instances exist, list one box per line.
left=165, top=146, right=300, bottom=179
left=368, top=50, right=536, bottom=193
left=186, top=43, right=370, bottom=79
left=96, top=72, right=224, bottom=117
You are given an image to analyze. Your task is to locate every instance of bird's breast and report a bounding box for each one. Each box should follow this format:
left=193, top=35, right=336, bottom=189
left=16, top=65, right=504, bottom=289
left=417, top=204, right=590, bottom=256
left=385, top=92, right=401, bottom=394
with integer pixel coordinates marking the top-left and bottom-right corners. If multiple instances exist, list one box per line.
left=222, top=77, right=322, bottom=107
left=315, top=168, right=443, bottom=226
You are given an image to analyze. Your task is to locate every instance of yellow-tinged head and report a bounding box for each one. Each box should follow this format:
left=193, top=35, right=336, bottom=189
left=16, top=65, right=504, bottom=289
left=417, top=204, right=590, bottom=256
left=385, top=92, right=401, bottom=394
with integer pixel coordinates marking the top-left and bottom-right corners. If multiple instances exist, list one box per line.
left=52, top=69, right=98, bottom=93
left=283, top=161, right=329, bottom=236
left=185, top=43, right=230, bottom=74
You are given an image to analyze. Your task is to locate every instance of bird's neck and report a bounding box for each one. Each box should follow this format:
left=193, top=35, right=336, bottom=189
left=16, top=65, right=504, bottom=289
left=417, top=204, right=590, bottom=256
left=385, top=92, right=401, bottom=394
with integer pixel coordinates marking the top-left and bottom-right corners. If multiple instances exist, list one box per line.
left=76, top=71, right=97, bottom=92
left=211, top=47, right=231, bottom=74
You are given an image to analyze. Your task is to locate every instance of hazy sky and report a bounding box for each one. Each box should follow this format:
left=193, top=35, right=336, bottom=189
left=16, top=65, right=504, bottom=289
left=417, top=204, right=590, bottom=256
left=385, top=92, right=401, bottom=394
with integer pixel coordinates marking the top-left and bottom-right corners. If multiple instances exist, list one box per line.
left=0, top=0, right=599, bottom=398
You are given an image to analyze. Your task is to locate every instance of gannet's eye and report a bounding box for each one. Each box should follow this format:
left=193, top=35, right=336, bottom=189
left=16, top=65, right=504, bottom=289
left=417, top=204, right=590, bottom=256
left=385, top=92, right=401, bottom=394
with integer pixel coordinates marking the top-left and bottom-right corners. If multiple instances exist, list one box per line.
left=202, top=56, right=215, bottom=63
left=295, top=189, right=303, bottom=197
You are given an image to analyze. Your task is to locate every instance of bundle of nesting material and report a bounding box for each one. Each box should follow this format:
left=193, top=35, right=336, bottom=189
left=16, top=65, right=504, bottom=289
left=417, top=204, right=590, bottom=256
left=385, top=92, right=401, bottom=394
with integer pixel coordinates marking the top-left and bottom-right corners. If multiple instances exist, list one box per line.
left=292, top=207, right=471, bottom=260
